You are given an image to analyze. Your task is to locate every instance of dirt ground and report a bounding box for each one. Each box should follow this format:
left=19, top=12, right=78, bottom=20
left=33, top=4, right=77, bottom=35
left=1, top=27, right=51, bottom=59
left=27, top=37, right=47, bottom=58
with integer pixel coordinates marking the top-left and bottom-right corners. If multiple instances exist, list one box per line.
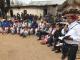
left=0, top=34, right=79, bottom=60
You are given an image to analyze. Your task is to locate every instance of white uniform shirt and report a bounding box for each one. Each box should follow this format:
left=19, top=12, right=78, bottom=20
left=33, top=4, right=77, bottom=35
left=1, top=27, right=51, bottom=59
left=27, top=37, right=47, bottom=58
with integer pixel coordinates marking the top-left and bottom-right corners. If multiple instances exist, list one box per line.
left=38, top=23, right=45, bottom=30
left=20, top=28, right=24, bottom=34
left=64, top=21, right=80, bottom=45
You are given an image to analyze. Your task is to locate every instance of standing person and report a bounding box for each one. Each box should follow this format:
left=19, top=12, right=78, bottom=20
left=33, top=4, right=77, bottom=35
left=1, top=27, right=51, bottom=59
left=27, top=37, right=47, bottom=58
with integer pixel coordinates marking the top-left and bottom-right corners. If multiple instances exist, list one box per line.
left=21, top=12, right=24, bottom=20
left=17, top=13, right=21, bottom=21
left=61, top=14, right=80, bottom=60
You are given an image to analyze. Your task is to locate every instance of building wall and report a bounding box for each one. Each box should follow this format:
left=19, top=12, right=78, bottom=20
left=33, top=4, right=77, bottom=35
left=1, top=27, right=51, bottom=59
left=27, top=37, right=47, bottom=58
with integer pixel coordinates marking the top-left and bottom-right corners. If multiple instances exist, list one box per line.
left=7, top=7, right=44, bottom=17
left=7, top=5, right=58, bottom=17
left=47, top=6, right=58, bottom=16
left=10, top=0, right=17, bottom=6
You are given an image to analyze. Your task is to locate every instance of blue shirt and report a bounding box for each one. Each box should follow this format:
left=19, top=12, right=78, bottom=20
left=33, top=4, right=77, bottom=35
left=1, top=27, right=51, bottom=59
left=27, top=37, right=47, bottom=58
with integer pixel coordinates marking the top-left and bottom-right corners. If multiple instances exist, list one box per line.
left=2, top=20, right=10, bottom=27
left=31, top=22, right=38, bottom=28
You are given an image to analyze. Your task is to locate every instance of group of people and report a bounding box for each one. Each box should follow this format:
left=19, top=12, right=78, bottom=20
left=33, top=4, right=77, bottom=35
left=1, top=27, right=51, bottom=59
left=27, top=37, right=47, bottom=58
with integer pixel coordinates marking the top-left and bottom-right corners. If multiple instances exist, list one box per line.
left=0, top=18, right=38, bottom=37
left=13, top=10, right=39, bottom=22
left=0, top=10, right=80, bottom=60
left=36, top=14, right=80, bottom=60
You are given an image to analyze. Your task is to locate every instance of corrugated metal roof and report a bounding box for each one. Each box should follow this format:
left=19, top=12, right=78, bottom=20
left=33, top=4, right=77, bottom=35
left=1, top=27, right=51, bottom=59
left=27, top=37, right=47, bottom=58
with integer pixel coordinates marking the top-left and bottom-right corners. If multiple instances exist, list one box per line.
left=28, top=1, right=57, bottom=6
left=11, top=1, right=65, bottom=6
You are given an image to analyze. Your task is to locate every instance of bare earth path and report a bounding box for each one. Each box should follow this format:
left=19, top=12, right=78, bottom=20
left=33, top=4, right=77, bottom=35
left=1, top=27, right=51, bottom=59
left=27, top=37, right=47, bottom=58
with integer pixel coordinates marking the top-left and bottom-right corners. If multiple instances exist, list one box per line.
left=0, top=34, right=79, bottom=60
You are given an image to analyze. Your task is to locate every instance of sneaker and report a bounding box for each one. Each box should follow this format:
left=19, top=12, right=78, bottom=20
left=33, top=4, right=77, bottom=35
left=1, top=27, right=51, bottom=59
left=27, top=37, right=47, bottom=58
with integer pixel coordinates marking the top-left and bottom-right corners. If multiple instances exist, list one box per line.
left=56, top=43, right=63, bottom=46
left=47, top=45, right=51, bottom=47
left=55, top=50, right=61, bottom=53
left=52, top=48, right=56, bottom=51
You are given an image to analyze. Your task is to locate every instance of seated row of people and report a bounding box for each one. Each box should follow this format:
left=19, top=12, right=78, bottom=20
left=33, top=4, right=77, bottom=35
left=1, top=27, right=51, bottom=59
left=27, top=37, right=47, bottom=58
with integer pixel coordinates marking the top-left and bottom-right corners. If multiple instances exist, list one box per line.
left=36, top=21, right=67, bottom=53
left=0, top=19, right=38, bottom=37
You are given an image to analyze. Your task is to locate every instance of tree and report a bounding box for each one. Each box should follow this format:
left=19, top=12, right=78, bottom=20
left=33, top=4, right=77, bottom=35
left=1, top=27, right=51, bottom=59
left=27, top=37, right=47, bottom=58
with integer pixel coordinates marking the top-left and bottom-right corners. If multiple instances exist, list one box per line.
left=0, top=0, right=10, bottom=18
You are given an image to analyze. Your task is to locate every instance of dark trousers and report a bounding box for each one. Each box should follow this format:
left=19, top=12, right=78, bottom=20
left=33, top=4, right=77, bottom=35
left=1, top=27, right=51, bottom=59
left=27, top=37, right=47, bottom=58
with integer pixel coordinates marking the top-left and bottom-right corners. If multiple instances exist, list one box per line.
left=38, top=31, right=48, bottom=40
left=47, top=36, right=53, bottom=46
left=53, top=38, right=60, bottom=50
left=62, top=43, right=78, bottom=60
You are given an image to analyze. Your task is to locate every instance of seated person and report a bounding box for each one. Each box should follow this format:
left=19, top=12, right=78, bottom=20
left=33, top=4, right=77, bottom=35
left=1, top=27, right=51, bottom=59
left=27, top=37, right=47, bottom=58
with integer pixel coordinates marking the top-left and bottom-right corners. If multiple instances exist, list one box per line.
left=22, top=27, right=29, bottom=37
left=0, top=20, right=3, bottom=33
left=2, top=19, right=10, bottom=33
left=47, top=24, right=56, bottom=47
left=37, top=22, right=50, bottom=40
left=20, top=27, right=29, bottom=37
left=52, top=23, right=64, bottom=53
left=10, top=25, right=16, bottom=34
left=30, top=21, right=38, bottom=34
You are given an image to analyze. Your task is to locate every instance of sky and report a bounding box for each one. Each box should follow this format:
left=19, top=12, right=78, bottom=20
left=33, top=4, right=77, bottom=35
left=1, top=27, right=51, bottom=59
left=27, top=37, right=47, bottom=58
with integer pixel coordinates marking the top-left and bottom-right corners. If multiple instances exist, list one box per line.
left=16, top=0, right=66, bottom=4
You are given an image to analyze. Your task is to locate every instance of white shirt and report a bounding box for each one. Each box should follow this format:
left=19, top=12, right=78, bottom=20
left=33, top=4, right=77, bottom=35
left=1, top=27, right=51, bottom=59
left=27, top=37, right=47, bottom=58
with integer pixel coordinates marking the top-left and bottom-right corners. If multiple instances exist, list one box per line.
left=48, top=28, right=56, bottom=35
left=47, top=27, right=52, bottom=33
left=20, top=28, right=24, bottom=34
left=63, top=21, right=80, bottom=45
left=38, top=23, right=45, bottom=30
left=51, top=28, right=56, bottom=35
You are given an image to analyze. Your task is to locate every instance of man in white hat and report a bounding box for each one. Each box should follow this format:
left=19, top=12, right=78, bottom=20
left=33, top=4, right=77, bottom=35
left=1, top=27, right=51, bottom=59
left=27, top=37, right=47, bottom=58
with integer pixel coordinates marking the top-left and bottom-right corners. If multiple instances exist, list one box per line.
left=61, top=12, right=80, bottom=60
